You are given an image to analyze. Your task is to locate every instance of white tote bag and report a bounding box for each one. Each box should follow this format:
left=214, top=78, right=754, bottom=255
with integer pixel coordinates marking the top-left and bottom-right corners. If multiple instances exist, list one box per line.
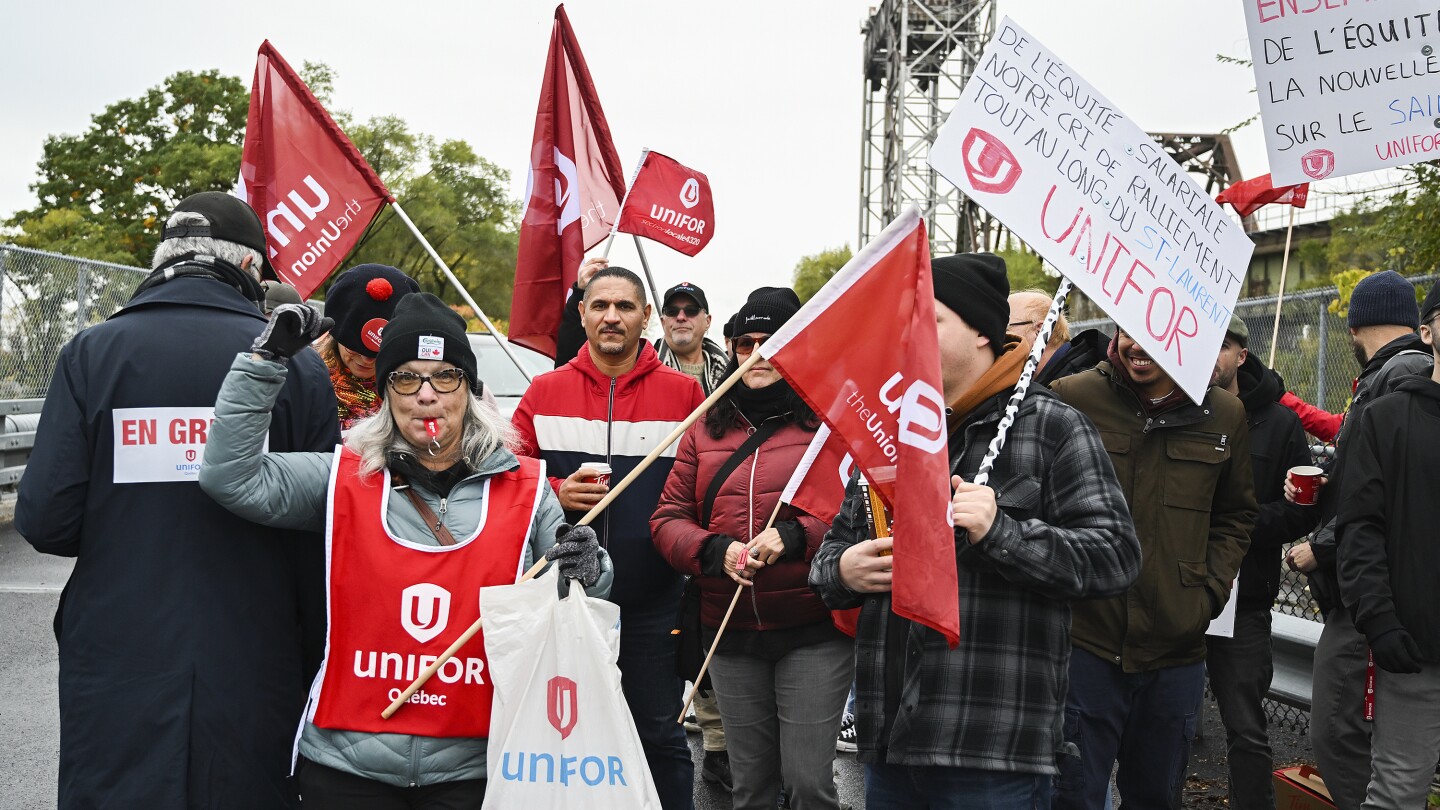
left=480, top=578, right=662, bottom=809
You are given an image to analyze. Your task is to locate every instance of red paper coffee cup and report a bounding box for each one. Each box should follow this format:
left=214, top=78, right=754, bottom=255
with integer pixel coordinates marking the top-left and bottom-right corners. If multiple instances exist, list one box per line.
left=1288, top=465, right=1323, bottom=506
left=579, top=462, right=611, bottom=487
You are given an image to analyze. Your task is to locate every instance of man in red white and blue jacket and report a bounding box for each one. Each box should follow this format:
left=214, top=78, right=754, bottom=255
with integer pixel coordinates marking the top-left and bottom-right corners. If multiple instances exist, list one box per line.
left=512, top=266, right=704, bottom=810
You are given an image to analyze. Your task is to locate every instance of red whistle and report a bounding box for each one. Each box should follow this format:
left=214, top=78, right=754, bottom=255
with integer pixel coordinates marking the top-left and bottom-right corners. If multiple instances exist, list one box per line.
left=424, top=418, right=439, bottom=438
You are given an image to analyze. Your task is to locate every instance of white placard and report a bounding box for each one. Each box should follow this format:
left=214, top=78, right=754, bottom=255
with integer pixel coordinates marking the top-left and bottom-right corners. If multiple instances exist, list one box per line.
left=929, top=17, right=1255, bottom=403
left=1206, top=574, right=1241, bottom=639
left=1245, top=0, right=1440, bottom=186
left=112, top=407, right=266, bottom=483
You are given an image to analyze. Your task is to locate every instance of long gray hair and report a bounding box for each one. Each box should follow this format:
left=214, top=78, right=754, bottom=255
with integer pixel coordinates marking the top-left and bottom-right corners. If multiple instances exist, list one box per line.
left=345, top=391, right=520, bottom=478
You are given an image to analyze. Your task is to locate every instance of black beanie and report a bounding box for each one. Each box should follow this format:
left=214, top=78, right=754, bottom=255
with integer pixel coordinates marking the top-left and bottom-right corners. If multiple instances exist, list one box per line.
left=733, top=287, right=802, bottom=335
left=326, top=264, right=422, bottom=357
left=1347, top=270, right=1419, bottom=330
left=374, top=293, right=480, bottom=399
left=931, top=253, right=1010, bottom=357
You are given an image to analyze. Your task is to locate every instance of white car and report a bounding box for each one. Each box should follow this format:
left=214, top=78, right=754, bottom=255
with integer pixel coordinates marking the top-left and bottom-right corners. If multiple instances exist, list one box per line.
left=466, top=334, right=552, bottom=419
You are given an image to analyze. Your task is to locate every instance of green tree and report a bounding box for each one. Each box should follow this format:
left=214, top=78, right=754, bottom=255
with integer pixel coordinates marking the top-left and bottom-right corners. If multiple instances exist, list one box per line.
left=792, top=246, right=852, bottom=302
left=9, top=70, right=248, bottom=266
left=995, top=246, right=1059, bottom=295
left=7, top=65, right=519, bottom=316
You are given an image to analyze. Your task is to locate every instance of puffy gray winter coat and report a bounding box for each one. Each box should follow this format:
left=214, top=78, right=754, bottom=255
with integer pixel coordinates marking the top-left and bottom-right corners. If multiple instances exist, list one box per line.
left=199, top=353, right=612, bottom=787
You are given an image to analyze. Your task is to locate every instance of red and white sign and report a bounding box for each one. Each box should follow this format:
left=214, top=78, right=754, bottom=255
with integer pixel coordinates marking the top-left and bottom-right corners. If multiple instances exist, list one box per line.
left=616, top=150, right=715, bottom=257
left=1215, top=173, right=1310, bottom=219
left=113, top=406, right=269, bottom=483
left=779, top=424, right=855, bottom=525
left=761, top=207, right=959, bottom=647
left=547, top=676, right=579, bottom=740
left=929, top=18, right=1254, bottom=403
left=238, top=41, right=391, bottom=300
left=509, top=5, right=627, bottom=358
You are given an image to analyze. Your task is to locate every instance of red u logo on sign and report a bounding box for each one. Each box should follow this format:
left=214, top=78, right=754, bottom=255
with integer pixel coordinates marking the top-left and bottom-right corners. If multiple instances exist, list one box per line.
left=547, top=676, right=578, bottom=740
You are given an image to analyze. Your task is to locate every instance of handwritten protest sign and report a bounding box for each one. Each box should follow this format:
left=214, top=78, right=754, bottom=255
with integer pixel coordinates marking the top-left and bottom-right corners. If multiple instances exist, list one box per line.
left=928, top=17, right=1255, bottom=403
left=1244, top=1, right=1440, bottom=185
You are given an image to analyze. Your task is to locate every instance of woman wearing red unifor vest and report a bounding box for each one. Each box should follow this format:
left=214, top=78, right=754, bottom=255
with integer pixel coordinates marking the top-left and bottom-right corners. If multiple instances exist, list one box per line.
left=199, top=293, right=611, bottom=809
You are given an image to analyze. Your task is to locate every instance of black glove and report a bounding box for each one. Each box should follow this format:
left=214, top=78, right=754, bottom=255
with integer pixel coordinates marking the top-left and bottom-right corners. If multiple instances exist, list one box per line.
left=1369, top=628, right=1423, bottom=674
left=546, top=523, right=601, bottom=588
left=252, top=303, right=333, bottom=363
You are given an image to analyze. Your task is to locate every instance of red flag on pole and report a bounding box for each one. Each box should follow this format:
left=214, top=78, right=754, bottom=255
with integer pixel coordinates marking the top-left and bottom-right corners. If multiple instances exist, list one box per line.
left=509, top=4, right=626, bottom=358
left=760, top=207, right=959, bottom=646
left=238, top=40, right=391, bottom=300
left=1215, top=173, right=1310, bottom=219
left=615, top=150, right=715, bottom=257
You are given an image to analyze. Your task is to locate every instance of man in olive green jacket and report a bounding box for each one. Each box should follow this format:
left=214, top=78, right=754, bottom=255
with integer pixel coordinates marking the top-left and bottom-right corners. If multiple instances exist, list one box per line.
left=1050, top=329, right=1256, bottom=810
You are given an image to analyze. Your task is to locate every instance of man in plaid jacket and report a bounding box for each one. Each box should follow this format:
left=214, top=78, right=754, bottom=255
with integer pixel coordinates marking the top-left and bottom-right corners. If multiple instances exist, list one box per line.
left=810, top=254, right=1140, bottom=809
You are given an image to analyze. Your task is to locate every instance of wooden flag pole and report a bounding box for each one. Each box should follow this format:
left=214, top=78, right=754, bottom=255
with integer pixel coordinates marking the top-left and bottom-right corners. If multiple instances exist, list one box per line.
left=383, top=351, right=763, bottom=719
left=390, top=200, right=532, bottom=383
left=1268, top=206, right=1297, bottom=368
left=677, top=499, right=784, bottom=724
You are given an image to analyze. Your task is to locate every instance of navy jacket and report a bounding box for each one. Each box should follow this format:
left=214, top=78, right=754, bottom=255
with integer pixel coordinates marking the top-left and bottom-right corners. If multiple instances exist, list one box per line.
left=16, top=276, right=338, bottom=809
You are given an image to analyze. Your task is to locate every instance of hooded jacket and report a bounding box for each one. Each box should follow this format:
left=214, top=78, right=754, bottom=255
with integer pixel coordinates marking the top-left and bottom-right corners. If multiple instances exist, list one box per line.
left=1231, top=354, right=1320, bottom=610
left=1337, top=374, right=1440, bottom=660
left=1036, top=328, right=1112, bottom=388
left=1307, top=332, right=1432, bottom=614
left=1050, top=361, right=1256, bottom=671
left=513, top=341, right=705, bottom=607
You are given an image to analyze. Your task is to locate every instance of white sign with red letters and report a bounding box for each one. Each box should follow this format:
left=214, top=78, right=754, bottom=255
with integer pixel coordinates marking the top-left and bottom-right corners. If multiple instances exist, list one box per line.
left=112, top=407, right=265, bottom=483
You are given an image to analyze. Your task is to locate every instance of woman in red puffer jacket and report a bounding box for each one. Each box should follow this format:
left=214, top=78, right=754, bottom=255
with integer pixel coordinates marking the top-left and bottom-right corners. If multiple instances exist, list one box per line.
left=651, top=287, right=854, bottom=810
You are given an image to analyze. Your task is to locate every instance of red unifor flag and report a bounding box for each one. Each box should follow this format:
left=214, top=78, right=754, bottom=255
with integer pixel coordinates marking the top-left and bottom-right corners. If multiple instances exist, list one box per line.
left=779, top=423, right=862, bottom=637
left=239, top=40, right=391, bottom=300
left=760, top=206, right=959, bottom=646
left=1215, top=173, right=1310, bottom=219
left=615, top=150, right=715, bottom=257
left=509, top=4, right=626, bottom=358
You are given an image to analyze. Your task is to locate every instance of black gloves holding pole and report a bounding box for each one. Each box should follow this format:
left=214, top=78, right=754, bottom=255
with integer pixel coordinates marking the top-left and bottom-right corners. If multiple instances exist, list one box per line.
left=252, top=303, right=333, bottom=364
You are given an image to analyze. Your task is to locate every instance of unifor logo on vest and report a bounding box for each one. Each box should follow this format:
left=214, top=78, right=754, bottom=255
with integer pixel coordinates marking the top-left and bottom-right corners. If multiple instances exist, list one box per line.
left=548, top=676, right=578, bottom=739
left=401, top=582, right=450, bottom=643
left=263, top=174, right=365, bottom=282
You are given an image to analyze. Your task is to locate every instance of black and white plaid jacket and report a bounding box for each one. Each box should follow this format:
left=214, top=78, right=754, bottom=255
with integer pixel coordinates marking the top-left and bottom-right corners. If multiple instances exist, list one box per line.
left=810, top=385, right=1140, bottom=774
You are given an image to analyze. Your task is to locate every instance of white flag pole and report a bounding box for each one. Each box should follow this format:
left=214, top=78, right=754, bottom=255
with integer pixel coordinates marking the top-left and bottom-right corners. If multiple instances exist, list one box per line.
left=601, top=148, right=650, bottom=260
left=389, top=200, right=532, bottom=383
left=1267, top=205, right=1297, bottom=368
left=972, top=276, right=1074, bottom=487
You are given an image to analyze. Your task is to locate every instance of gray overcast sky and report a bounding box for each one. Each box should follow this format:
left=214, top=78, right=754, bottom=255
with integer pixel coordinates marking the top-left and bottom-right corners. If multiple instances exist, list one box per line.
left=3, top=1, right=1264, bottom=322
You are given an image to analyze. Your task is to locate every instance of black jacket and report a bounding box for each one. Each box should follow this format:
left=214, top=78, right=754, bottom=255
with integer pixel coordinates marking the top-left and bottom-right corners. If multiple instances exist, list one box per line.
left=1308, top=333, right=1432, bottom=614
left=16, top=276, right=339, bottom=809
left=1036, top=328, right=1111, bottom=388
left=1231, top=354, right=1319, bottom=611
left=1336, top=375, right=1440, bottom=660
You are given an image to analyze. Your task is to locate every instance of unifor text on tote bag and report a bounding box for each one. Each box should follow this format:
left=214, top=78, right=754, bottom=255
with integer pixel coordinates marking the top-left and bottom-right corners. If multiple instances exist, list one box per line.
left=480, top=578, right=662, bottom=809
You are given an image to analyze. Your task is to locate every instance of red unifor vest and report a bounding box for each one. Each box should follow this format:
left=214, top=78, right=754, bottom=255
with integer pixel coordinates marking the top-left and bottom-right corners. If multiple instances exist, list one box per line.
left=309, top=448, right=543, bottom=737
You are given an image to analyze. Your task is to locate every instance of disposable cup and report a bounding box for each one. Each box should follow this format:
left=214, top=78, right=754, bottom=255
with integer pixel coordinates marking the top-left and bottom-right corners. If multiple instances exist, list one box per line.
left=579, top=461, right=611, bottom=487
left=1288, top=465, right=1324, bottom=506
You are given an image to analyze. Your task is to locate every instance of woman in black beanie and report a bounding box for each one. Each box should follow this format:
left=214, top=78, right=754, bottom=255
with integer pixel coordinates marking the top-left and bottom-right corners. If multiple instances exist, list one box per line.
left=653, top=286, right=854, bottom=810
left=317, top=264, right=420, bottom=432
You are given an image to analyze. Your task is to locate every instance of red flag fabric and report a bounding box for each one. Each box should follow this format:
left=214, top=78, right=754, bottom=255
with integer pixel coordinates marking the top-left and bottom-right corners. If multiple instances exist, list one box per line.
left=1215, top=173, right=1310, bottom=219
left=615, top=150, right=715, bottom=257
left=760, top=207, right=959, bottom=646
left=239, top=40, right=391, bottom=300
left=509, top=5, right=626, bottom=358
left=779, top=424, right=854, bottom=525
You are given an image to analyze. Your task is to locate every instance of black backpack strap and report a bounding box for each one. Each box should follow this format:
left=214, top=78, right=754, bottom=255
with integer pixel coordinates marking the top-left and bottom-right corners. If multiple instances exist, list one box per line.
left=700, top=420, right=783, bottom=529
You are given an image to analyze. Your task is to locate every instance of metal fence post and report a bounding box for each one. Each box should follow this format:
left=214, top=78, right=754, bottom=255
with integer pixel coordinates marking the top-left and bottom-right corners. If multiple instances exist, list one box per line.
left=1316, top=297, right=1329, bottom=411
left=0, top=246, right=7, bottom=334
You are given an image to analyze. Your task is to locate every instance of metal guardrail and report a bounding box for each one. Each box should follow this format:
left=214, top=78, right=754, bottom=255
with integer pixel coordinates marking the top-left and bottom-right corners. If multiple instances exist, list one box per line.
left=1270, top=611, right=1322, bottom=712
left=0, top=399, right=41, bottom=488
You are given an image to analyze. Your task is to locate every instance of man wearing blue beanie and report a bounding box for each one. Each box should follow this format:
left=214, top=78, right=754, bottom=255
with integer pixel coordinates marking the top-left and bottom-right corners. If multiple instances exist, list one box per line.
left=1287, top=268, right=1432, bottom=810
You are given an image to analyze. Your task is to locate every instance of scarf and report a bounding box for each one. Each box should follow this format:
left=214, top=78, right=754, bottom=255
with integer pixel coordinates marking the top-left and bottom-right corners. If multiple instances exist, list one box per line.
left=729, top=375, right=794, bottom=425
left=947, top=337, right=1028, bottom=432
left=322, top=337, right=382, bottom=431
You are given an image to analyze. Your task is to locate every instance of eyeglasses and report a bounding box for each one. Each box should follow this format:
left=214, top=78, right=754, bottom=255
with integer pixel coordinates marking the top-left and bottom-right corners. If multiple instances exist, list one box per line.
left=662, top=304, right=703, bottom=318
left=1008, top=320, right=1035, bottom=329
left=387, top=369, right=467, bottom=395
left=732, top=335, right=770, bottom=355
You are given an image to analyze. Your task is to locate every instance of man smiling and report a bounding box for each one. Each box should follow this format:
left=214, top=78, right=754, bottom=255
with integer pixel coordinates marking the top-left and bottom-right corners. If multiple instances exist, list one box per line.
left=1050, top=328, right=1256, bottom=810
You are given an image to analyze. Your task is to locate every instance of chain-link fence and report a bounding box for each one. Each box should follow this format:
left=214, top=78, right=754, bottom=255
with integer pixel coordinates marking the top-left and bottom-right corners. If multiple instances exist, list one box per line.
left=0, top=244, right=149, bottom=399
left=1074, top=274, right=1440, bottom=734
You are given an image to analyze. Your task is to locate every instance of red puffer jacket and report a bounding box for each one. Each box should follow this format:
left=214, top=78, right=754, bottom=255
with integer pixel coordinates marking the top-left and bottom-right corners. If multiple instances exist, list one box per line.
left=651, top=415, right=831, bottom=633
